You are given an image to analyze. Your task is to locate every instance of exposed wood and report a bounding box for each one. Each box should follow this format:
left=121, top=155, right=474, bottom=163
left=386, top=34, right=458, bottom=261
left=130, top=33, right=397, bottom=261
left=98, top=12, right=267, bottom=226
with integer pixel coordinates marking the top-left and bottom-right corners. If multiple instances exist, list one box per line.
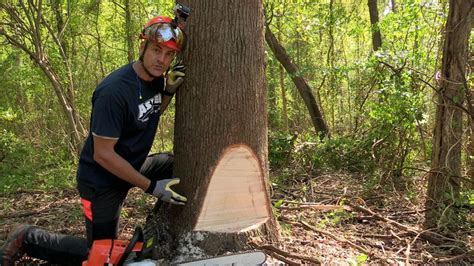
left=194, top=145, right=270, bottom=232
left=265, top=26, right=330, bottom=139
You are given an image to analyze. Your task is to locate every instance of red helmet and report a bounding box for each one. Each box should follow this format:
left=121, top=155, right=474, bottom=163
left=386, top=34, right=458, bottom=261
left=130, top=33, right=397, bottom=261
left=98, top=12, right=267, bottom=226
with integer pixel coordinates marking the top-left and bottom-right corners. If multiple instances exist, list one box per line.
left=140, top=16, right=186, bottom=52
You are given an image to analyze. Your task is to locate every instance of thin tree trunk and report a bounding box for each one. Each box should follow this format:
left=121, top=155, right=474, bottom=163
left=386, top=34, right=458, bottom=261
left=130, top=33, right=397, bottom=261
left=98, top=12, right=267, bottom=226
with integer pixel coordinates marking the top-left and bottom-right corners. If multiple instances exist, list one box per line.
left=0, top=2, right=86, bottom=154
left=368, top=0, right=382, bottom=51
left=277, top=19, right=289, bottom=133
left=469, top=111, right=474, bottom=190
left=279, top=64, right=289, bottom=133
left=94, top=2, right=106, bottom=77
left=425, top=0, right=473, bottom=229
left=124, top=0, right=135, bottom=62
left=265, top=27, right=330, bottom=138
left=391, top=0, right=397, bottom=13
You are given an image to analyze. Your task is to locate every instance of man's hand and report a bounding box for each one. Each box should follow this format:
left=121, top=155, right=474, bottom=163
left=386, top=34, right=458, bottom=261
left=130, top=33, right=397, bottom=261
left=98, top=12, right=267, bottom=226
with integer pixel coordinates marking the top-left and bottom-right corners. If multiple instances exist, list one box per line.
left=165, top=63, right=186, bottom=95
left=146, top=178, right=187, bottom=205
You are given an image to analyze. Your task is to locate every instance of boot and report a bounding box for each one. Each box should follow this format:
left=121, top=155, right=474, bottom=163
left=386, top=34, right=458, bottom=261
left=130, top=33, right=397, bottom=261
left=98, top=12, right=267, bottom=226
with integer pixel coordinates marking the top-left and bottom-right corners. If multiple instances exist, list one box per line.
left=0, top=224, right=34, bottom=266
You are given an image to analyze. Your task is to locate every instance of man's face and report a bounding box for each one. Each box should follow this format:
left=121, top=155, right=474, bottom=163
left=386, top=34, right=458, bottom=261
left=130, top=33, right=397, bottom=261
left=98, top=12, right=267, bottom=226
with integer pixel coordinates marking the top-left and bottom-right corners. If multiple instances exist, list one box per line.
left=141, top=42, right=176, bottom=77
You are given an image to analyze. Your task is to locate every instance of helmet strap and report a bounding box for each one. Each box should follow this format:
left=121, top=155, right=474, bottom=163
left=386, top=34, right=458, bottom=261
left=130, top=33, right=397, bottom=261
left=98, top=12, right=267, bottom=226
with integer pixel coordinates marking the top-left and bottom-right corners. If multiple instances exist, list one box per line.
left=139, top=40, right=158, bottom=79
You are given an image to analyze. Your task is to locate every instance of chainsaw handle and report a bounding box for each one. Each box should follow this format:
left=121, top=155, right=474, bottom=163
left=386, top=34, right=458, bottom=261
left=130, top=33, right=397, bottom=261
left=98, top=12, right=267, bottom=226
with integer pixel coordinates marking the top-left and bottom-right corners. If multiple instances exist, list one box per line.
left=117, top=226, right=143, bottom=266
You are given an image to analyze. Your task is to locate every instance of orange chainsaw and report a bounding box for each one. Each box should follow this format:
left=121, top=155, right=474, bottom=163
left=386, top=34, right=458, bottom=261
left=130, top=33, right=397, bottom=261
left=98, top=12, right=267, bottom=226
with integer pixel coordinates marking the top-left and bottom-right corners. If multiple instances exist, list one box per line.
left=82, top=225, right=266, bottom=265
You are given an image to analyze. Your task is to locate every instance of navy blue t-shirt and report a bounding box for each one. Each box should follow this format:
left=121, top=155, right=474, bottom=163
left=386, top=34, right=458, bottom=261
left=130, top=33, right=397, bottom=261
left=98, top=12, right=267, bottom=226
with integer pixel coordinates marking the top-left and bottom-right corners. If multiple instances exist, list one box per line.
left=77, top=63, right=165, bottom=189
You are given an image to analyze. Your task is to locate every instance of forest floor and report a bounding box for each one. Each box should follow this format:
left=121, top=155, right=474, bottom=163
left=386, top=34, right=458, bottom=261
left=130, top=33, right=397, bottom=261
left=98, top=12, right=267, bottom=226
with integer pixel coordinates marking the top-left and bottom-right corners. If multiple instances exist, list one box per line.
left=0, top=171, right=472, bottom=265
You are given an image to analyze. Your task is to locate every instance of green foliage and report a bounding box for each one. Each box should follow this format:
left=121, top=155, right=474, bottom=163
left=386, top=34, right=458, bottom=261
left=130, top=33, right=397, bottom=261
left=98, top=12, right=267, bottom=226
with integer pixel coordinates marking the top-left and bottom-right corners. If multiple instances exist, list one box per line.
left=269, top=130, right=375, bottom=175
left=320, top=208, right=354, bottom=227
left=278, top=221, right=293, bottom=237
left=0, top=109, right=75, bottom=194
left=356, top=254, right=369, bottom=265
left=268, top=131, right=297, bottom=170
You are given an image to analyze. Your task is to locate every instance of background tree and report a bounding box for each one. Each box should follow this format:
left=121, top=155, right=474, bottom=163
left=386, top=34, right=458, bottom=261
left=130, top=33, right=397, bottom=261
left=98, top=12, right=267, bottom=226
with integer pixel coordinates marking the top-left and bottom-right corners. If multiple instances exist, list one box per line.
left=368, top=0, right=382, bottom=51
left=1, top=1, right=86, bottom=154
left=425, top=0, right=473, bottom=229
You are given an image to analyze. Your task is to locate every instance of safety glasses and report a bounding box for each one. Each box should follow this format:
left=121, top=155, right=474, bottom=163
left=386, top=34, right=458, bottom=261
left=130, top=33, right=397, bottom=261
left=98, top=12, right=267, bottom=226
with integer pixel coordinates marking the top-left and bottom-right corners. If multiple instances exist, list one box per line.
left=140, top=23, right=186, bottom=51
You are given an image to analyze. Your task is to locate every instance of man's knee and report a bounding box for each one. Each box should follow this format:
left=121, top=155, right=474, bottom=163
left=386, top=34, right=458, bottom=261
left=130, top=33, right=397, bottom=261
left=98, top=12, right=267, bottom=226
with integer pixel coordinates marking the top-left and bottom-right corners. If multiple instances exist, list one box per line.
left=140, top=153, right=174, bottom=180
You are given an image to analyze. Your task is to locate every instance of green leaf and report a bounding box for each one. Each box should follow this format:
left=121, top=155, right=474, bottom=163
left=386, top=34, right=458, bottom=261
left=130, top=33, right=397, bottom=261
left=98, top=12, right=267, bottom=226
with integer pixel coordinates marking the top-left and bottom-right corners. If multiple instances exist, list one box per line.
left=274, top=199, right=284, bottom=208
left=356, top=253, right=369, bottom=263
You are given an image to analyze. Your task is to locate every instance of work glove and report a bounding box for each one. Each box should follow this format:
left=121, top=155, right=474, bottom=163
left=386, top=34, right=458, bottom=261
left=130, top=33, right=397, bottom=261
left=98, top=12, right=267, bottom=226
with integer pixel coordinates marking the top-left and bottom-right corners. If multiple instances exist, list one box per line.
left=164, top=63, right=186, bottom=95
left=146, top=178, right=187, bottom=205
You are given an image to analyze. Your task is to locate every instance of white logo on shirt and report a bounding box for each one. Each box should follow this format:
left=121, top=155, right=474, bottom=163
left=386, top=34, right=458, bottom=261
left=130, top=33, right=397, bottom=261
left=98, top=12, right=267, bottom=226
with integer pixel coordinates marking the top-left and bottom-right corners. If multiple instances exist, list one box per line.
left=138, top=94, right=161, bottom=122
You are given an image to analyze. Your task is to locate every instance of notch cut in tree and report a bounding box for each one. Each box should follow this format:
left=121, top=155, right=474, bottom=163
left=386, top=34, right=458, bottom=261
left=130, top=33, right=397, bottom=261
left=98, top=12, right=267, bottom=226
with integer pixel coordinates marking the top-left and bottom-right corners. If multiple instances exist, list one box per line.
left=194, top=145, right=270, bottom=232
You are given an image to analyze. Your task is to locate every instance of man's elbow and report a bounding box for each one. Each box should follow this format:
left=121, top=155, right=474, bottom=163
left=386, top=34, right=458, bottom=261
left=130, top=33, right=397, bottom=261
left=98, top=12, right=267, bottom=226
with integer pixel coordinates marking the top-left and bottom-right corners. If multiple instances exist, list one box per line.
left=93, top=150, right=110, bottom=166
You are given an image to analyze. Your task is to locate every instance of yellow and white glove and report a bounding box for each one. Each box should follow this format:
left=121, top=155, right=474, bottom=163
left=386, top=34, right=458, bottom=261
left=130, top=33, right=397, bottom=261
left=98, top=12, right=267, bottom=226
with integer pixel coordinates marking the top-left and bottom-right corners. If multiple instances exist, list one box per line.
left=146, top=178, right=187, bottom=205
left=164, top=63, right=186, bottom=96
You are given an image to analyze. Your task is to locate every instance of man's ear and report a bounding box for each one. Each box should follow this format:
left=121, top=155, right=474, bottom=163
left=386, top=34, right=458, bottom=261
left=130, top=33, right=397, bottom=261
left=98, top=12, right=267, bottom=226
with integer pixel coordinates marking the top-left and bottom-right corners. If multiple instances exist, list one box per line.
left=139, top=41, right=145, bottom=54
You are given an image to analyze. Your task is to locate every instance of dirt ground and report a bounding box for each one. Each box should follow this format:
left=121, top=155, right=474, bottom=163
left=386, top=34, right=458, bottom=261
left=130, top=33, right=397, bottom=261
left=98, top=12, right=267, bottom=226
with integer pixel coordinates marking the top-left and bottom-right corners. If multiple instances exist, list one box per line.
left=0, top=172, right=472, bottom=265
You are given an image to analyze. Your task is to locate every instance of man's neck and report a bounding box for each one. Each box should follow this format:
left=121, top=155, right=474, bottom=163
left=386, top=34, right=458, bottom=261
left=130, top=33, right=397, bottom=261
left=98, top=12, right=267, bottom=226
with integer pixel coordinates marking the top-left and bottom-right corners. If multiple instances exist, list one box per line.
left=132, top=61, right=155, bottom=82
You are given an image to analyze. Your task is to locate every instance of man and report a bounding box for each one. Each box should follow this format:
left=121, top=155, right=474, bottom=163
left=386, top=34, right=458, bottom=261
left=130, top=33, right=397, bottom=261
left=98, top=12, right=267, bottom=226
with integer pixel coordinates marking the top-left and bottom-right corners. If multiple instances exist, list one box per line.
left=0, top=15, right=187, bottom=265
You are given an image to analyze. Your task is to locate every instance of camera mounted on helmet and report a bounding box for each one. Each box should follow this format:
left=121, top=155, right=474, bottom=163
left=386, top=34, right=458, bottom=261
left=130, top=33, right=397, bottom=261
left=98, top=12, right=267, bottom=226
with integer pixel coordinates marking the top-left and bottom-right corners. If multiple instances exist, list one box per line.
left=172, top=3, right=191, bottom=27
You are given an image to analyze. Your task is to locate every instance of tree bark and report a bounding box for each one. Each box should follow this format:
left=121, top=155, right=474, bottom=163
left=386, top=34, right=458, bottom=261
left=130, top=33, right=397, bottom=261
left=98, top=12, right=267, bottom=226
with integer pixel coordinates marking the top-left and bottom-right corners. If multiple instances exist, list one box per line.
left=265, top=26, right=330, bottom=138
left=277, top=19, right=289, bottom=133
left=368, top=0, right=382, bottom=51
left=279, top=65, right=289, bottom=132
left=150, top=0, right=279, bottom=261
left=425, top=0, right=473, bottom=229
left=124, top=0, right=135, bottom=63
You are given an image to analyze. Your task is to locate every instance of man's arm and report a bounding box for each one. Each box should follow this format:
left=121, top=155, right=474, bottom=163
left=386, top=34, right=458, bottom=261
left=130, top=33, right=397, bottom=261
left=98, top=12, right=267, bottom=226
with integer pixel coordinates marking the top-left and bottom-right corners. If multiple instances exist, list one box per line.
left=92, top=135, right=187, bottom=204
left=92, top=135, right=151, bottom=191
left=160, top=95, right=173, bottom=114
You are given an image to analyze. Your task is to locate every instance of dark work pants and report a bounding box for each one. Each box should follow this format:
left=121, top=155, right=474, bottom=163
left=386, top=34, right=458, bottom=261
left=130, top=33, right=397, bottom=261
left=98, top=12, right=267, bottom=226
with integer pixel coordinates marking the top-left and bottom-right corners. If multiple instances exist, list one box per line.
left=21, top=153, right=173, bottom=265
left=22, top=226, right=88, bottom=265
left=78, top=153, right=173, bottom=246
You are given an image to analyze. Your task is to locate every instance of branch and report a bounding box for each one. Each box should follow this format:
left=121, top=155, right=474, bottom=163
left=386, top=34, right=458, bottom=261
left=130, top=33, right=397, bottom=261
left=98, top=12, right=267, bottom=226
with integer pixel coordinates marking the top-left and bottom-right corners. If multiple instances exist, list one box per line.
left=251, top=243, right=320, bottom=264
left=111, top=1, right=125, bottom=11
left=29, top=2, right=72, bottom=74
left=280, top=217, right=394, bottom=263
left=436, top=250, right=474, bottom=263
left=0, top=28, right=37, bottom=61
left=346, top=203, right=464, bottom=246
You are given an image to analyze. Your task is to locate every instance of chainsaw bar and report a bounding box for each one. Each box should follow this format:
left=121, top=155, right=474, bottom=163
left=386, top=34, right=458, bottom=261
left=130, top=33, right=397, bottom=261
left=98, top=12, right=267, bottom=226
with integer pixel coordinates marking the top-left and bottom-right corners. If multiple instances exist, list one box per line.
left=176, top=251, right=267, bottom=265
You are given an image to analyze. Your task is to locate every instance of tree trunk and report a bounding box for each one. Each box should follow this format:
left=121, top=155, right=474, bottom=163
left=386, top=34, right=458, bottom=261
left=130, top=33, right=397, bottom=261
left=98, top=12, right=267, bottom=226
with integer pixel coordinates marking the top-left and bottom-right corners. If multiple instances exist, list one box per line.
left=425, top=0, right=472, bottom=229
left=368, top=0, right=382, bottom=51
left=276, top=19, right=289, bottom=133
left=279, top=64, right=289, bottom=133
left=469, top=108, right=474, bottom=190
left=265, top=26, right=330, bottom=138
left=124, top=0, right=135, bottom=63
left=468, top=52, right=474, bottom=189
left=151, top=0, right=279, bottom=261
